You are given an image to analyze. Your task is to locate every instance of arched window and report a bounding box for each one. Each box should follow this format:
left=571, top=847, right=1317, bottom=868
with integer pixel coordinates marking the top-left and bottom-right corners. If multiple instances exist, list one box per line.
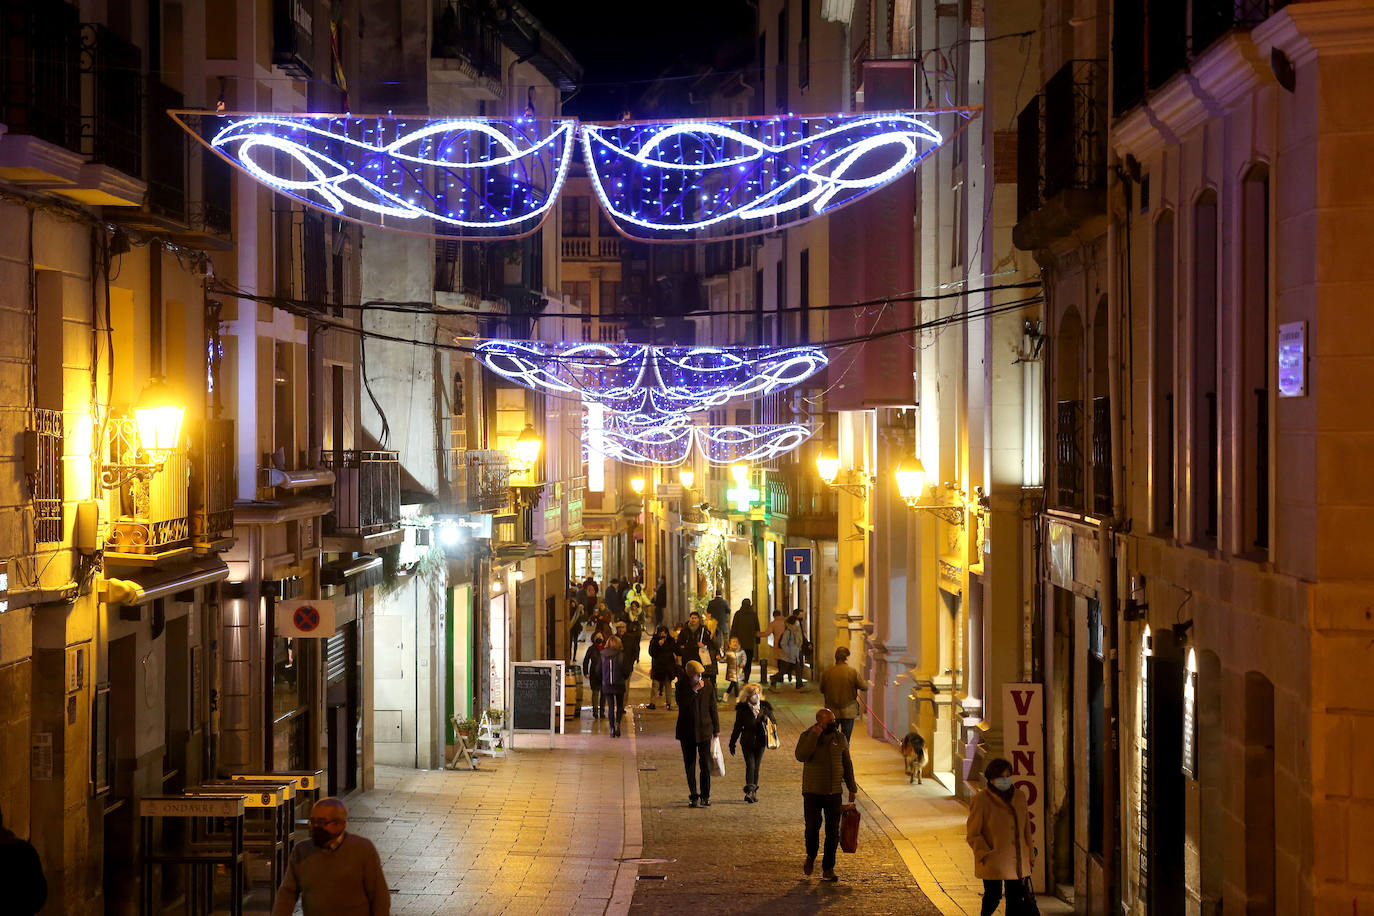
left=1192, top=191, right=1219, bottom=547
left=1240, top=166, right=1270, bottom=555
left=1153, top=211, right=1176, bottom=534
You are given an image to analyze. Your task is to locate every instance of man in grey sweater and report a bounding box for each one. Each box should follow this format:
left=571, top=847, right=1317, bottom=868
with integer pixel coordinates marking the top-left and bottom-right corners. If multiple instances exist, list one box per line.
left=272, top=798, right=390, bottom=916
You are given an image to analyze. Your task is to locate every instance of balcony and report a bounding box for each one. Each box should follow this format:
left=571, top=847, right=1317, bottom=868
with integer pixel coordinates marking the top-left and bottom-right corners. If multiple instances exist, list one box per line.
left=1091, top=396, right=1113, bottom=517
left=580, top=319, right=624, bottom=343
left=0, top=0, right=84, bottom=184
left=766, top=478, right=790, bottom=518
left=561, top=236, right=621, bottom=260
left=1012, top=61, right=1107, bottom=252
left=104, top=418, right=192, bottom=563
left=321, top=450, right=403, bottom=551
left=190, top=418, right=235, bottom=551
left=461, top=449, right=512, bottom=514
left=431, top=0, right=502, bottom=83
left=27, top=408, right=63, bottom=545
left=1055, top=399, right=1084, bottom=512
left=780, top=463, right=837, bottom=540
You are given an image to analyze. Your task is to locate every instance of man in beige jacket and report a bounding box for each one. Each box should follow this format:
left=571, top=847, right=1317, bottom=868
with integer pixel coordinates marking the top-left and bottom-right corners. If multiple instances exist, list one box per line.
left=819, top=646, right=869, bottom=741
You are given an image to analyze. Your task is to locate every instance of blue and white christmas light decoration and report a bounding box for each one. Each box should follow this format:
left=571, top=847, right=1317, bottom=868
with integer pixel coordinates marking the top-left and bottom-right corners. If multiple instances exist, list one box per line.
left=475, top=340, right=828, bottom=417
left=583, top=418, right=816, bottom=466
left=582, top=112, right=949, bottom=241
left=174, top=112, right=575, bottom=238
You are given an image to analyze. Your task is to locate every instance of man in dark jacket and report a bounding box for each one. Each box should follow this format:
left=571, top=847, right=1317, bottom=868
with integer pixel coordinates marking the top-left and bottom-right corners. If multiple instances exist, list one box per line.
left=795, top=707, right=858, bottom=882
left=675, top=660, right=720, bottom=806
left=728, top=597, right=761, bottom=684
left=675, top=611, right=719, bottom=684
left=0, top=806, right=46, bottom=916
left=582, top=634, right=606, bottom=718
left=654, top=577, right=670, bottom=627
left=606, top=578, right=625, bottom=621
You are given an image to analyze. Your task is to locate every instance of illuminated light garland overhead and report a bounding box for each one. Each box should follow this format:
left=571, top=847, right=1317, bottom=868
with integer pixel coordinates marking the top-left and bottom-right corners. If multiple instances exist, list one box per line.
left=172, top=108, right=979, bottom=240
left=582, top=111, right=962, bottom=241
left=475, top=340, right=828, bottom=417
left=584, top=421, right=816, bottom=466
left=171, top=112, right=575, bottom=238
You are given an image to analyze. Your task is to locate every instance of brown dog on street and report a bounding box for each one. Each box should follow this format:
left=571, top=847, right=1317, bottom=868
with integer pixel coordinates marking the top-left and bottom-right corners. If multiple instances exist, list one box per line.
left=900, top=731, right=925, bottom=784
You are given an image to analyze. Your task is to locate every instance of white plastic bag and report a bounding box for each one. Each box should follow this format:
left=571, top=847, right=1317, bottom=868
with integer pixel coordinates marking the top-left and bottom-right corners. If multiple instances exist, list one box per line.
left=710, top=736, right=726, bottom=776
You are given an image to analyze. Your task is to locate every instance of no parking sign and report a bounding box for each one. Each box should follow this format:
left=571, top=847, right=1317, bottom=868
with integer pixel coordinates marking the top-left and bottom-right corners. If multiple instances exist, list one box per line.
left=276, top=599, right=337, bottom=638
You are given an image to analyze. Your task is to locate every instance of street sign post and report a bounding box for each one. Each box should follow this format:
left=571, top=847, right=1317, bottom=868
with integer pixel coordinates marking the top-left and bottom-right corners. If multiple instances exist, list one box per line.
left=783, top=548, right=813, bottom=577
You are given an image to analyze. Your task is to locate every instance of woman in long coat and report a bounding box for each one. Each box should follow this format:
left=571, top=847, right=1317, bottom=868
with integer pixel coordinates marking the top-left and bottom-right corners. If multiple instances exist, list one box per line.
left=965, top=757, right=1036, bottom=915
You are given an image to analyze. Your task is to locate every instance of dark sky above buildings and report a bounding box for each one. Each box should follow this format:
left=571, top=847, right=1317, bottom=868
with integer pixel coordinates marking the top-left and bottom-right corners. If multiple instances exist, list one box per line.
left=523, top=0, right=756, bottom=120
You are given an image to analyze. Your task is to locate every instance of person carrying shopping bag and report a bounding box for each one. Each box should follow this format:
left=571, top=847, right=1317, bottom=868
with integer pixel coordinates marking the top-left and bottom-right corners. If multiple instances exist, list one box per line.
left=795, top=707, right=858, bottom=882
left=675, top=611, right=719, bottom=686
left=966, top=757, right=1037, bottom=915
left=728, top=683, right=776, bottom=803
left=675, top=660, right=719, bottom=807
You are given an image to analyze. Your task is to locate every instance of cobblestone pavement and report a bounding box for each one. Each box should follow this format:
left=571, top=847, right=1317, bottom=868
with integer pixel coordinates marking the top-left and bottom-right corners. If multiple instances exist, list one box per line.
left=345, top=713, right=642, bottom=916
left=625, top=676, right=943, bottom=916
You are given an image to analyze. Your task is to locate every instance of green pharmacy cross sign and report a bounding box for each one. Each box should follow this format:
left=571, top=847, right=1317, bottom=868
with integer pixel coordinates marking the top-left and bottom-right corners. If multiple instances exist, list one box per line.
left=726, top=484, right=762, bottom=513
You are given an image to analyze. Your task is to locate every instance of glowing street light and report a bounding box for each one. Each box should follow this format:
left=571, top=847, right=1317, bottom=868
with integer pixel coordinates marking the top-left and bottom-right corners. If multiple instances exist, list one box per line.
left=815, top=450, right=840, bottom=486
left=679, top=468, right=695, bottom=490
left=512, top=424, right=542, bottom=470
left=729, top=463, right=749, bottom=484
left=134, top=378, right=185, bottom=455
left=630, top=476, right=646, bottom=495
left=894, top=458, right=927, bottom=503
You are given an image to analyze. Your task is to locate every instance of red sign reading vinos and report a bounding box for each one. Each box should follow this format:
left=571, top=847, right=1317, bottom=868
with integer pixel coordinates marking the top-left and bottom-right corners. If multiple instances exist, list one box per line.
left=1002, top=682, right=1046, bottom=890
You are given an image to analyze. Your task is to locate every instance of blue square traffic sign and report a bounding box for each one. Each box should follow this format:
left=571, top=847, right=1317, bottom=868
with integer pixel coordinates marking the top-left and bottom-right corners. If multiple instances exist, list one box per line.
left=783, top=548, right=813, bottom=577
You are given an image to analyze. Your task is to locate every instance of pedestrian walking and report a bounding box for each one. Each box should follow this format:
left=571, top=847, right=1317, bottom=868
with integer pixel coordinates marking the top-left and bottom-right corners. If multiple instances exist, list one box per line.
left=0, top=806, right=47, bottom=916
left=601, top=635, right=629, bottom=737
left=778, top=613, right=806, bottom=688
left=795, top=707, right=858, bottom=882
left=707, top=588, right=731, bottom=635
left=722, top=637, right=746, bottom=702
left=647, top=625, right=677, bottom=709
left=729, top=597, right=760, bottom=683
left=272, top=798, right=390, bottom=916
left=820, top=646, right=870, bottom=742
left=582, top=634, right=606, bottom=719
left=966, top=758, right=1037, bottom=915
left=675, top=610, right=719, bottom=685
left=759, top=609, right=787, bottom=686
left=675, top=660, right=720, bottom=807
left=606, top=577, right=625, bottom=620
left=653, top=576, right=668, bottom=627
left=728, top=684, right=776, bottom=803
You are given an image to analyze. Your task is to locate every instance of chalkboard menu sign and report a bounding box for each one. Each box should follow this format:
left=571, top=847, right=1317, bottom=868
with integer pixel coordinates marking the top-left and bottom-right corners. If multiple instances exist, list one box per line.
left=512, top=664, right=555, bottom=731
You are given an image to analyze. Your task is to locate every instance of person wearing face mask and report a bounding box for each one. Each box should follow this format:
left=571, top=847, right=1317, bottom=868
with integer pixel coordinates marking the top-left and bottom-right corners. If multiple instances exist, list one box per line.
left=675, top=659, right=720, bottom=807
left=966, top=757, right=1036, bottom=915
left=272, top=798, right=390, bottom=916
left=728, top=683, right=775, bottom=802
left=795, top=707, right=858, bottom=882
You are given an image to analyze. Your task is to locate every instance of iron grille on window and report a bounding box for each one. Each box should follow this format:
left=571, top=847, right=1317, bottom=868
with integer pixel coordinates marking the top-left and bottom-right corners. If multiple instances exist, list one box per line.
left=81, top=23, right=142, bottom=178
left=1042, top=61, right=1107, bottom=202
left=321, top=450, right=400, bottom=537
left=303, top=212, right=327, bottom=304
left=1016, top=95, right=1040, bottom=224
left=1055, top=399, right=1084, bottom=510
left=1091, top=396, right=1113, bottom=517
left=0, top=0, right=81, bottom=153
left=431, top=0, right=501, bottom=80
left=31, top=409, right=63, bottom=544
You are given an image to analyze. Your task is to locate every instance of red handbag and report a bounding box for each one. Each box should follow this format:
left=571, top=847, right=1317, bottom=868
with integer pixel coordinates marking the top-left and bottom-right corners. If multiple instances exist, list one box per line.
left=840, top=804, right=860, bottom=853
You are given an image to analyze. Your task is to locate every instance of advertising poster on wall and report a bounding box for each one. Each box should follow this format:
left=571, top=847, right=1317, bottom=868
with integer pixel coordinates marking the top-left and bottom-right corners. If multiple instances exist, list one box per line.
left=1003, top=682, right=1046, bottom=890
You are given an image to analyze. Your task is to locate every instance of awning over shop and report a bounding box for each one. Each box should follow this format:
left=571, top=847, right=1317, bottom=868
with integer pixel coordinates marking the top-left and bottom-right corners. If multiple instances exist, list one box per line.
left=321, top=554, right=383, bottom=595
left=101, top=557, right=231, bottom=606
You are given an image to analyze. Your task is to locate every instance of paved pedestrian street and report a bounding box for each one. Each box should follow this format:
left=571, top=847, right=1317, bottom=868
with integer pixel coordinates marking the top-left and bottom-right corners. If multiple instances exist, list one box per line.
left=345, top=653, right=1069, bottom=916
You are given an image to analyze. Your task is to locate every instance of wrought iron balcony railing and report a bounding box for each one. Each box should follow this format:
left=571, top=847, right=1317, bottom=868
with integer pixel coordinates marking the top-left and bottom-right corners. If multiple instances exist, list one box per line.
left=321, top=450, right=401, bottom=537
left=104, top=417, right=191, bottom=556
left=80, top=23, right=142, bottom=179
left=29, top=408, right=63, bottom=545
left=431, top=0, right=501, bottom=80
left=146, top=79, right=187, bottom=221
left=561, top=237, right=621, bottom=260
left=1055, top=399, right=1084, bottom=512
left=1091, top=396, right=1113, bottom=517
left=462, top=449, right=512, bottom=513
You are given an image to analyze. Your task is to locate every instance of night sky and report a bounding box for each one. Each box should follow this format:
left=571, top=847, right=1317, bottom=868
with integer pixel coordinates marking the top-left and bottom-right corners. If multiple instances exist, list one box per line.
left=522, top=0, right=757, bottom=120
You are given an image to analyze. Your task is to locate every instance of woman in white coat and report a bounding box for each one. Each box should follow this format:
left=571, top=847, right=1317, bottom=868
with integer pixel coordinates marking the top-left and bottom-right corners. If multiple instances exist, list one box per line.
left=965, top=757, right=1036, bottom=915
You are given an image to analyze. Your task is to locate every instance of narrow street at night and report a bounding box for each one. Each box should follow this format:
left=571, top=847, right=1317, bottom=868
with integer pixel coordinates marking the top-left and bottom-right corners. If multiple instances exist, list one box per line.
left=1, top=0, right=1371, bottom=913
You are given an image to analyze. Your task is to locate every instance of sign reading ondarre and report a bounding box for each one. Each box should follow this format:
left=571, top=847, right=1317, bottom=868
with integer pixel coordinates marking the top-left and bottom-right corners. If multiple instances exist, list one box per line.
left=141, top=796, right=245, bottom=818
left=1002, top=683, right=1046, bottom=890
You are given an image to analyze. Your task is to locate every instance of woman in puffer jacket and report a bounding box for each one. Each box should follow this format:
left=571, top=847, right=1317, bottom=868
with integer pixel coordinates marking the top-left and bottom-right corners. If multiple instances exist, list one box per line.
left=965, top=757, right=1036, bottom=915
left=728, top=683, right=775, bottom=803
left=600, top=636, right=628, bottom=738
